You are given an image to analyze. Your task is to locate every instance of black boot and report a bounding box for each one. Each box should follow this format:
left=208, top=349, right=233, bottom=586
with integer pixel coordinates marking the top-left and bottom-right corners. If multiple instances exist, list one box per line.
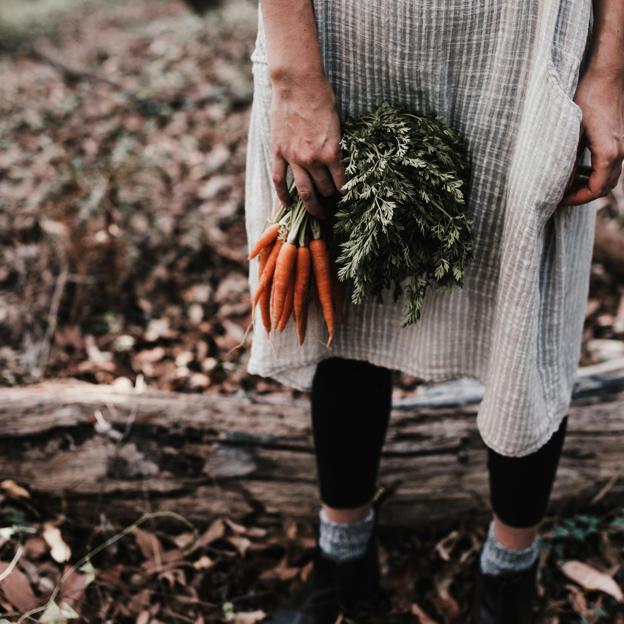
left=470, top=549, right=539, bottom=624
left=266, top=519, right=388, bottom=623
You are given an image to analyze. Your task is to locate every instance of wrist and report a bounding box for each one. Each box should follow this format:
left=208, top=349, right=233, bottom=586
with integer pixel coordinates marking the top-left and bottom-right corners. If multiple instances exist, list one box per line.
left=269, top=62, right=327, bottom=89
left=582, top=60, right=624, bottom=87
left=270, top=65, right=333, bottom=98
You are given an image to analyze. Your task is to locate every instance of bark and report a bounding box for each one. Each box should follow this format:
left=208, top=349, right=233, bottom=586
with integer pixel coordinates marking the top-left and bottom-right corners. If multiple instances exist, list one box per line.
left=0, top=368, right=622, bottom=529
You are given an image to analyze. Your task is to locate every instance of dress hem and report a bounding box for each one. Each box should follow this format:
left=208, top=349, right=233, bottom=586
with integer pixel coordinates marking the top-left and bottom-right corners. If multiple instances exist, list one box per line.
left=246, top=349, right=571, bottom=458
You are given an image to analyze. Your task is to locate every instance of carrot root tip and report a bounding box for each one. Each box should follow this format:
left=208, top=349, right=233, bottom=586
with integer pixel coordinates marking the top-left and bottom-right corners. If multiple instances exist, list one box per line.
left=225, top=319, right=254, bottom=356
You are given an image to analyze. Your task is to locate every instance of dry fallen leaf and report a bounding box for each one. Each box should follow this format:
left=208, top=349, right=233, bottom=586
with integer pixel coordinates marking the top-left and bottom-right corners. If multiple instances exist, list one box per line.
left=565, top=583, right=590, bottom=618
left=234, top=610, right=267, bottom=624
left=0, top=560, right=39, bottom=612
left=193, top=555, right=215, bottom=570
left=39, top=599, right=80, bottom=623
left=246, top=526, right=268, bottom=538
left=23, top=536, right=47, bottom=560
left=433, top=568, right=461, bottom=619
left=286, top=521, right=298, bottom=541
left=410, top=601, right=439, bottom=624
left=224, top=517, right=248, bottom=534
left=434, top=530, right=459, bottom=562
left=0, top=480, right=30, bottom=499
left=258, top=554, right=299, bottom=582
left=194, top=518, right=226, bottom=550
left=132, top=527, right=161, bottom=561
left=42, top=523, right=71, bottom=563
left=141, top=548, right=184, bottom=575
left=59, top=566, right=91, bottom=608
left=560, top=560, right=623, bottom=602
left=228, top=535, right=252, bottom=558
left=172, top=530, right=198, bottom=551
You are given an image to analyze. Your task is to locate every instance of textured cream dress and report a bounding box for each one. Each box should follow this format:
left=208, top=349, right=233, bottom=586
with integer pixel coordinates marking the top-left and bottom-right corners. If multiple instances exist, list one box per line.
left=244, top=0, right=598, bottom=456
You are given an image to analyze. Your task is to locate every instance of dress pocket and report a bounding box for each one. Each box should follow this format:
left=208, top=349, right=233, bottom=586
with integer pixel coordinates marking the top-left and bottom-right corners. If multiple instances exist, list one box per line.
left=534, top=59, right=583, bottom=224
left=530, top=0, right=591, bottom=223
left=545, top=58, right=582, bottom=126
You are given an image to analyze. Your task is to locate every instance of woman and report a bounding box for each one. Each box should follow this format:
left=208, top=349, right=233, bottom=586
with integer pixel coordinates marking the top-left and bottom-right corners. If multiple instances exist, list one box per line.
left=243, top=0, right=624, bottom=621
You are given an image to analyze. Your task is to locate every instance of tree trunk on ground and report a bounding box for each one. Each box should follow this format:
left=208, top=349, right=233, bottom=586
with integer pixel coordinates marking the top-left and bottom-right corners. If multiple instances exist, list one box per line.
left=0, top=366, right=622, bottom=530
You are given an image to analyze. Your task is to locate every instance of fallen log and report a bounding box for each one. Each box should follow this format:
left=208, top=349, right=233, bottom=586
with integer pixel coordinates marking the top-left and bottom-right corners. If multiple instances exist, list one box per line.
left=0, top=365, right=622, bottom=530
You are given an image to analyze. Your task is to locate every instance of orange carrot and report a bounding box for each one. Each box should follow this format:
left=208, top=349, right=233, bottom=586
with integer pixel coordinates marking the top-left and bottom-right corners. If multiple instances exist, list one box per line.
left=296, top=294, right=309, bottom=345
left=270, top=241, right=297, bottom=326
left=277, top=275, right=295, bottom=331
left=252, top=237, right=284, bottom=310
left=257, top=244, right=273, bottom=333
left=248, top=223, right=281, bottom=260
left=293, top=246, right=311, bottom=340
left=309, top=237, right=335, bottom=346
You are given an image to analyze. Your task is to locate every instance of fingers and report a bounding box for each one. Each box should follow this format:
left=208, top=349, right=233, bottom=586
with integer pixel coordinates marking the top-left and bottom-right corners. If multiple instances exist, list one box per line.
left=272, top=144, right=347, bottom=218
left=561, top=140, right=623, bottom=206
left=561, top=130, right=586, bottom=198
left=307, top=165, right=339, bottom=198
left=290, top=163, right=328, bottom=219
left=272, top=157, right=344, bottom=216
left=297, top=140, right=347, bottom=199
left=327, top=156, right=348, bottom=195
left=271, top=153, right=291, bottom=206
left=562, top=152, right=614, bottom=205
left=607, top=160, right=623, bottom=189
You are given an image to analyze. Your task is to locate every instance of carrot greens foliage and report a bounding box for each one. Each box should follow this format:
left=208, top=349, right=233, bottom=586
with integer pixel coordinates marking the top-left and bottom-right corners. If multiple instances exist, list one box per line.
left=333, top=101, right=475, bottom=327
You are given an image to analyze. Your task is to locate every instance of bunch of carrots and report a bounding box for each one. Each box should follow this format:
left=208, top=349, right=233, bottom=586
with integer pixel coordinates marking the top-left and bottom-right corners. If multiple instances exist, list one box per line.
left=247, top=190, right=345, bottom=348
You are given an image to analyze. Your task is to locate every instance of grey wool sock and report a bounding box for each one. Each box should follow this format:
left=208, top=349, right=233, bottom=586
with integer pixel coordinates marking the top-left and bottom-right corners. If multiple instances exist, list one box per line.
left=318, top=506, right=375, bottom=562
left=479, top=519, right=541, bottom=576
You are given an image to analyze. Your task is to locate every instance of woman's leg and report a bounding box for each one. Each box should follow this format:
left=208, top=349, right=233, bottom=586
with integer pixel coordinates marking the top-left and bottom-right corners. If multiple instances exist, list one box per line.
left=481, top=415, right=568, bottom=574
left=310, top=356, right=393, bottom=556
left=267, top=357, right=393, bottom=620
left=472, top=417, right=569, bottom=622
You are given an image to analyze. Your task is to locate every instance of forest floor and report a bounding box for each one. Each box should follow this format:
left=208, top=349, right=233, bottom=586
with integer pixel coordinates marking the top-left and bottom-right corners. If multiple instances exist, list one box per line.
left=0, top=0, right=623, bottom=622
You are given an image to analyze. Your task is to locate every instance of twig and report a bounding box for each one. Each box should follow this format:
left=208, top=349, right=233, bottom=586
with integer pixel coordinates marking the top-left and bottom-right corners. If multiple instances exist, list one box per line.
left=590, top=467, right=624, bottom=506
left=0, top=544, right=24, bottom=582
left=34, top=257, right=69, bottom=381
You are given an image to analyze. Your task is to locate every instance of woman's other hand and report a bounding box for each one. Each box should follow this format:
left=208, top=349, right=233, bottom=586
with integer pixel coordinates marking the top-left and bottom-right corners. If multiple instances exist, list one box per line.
left=561, top=69, right=624, bottom=206
left=269, top=69, right=347, bottom=219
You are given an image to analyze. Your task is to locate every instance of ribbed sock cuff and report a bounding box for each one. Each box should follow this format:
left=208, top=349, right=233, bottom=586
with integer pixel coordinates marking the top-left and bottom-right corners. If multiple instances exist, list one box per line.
left=318, top=507, right=375, bottom=562
left=479, top=519, right=540, bottom=576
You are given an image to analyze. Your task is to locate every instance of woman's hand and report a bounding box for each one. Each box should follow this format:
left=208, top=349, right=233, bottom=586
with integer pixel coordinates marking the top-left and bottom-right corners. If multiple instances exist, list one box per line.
left=269, top=70, right=347, bottom=219
left=560, top=69, right=624, bottom=206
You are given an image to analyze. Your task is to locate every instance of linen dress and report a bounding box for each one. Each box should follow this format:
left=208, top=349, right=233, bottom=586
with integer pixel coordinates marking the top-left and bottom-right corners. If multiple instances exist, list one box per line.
left=243, top=0, right=598, bottom=457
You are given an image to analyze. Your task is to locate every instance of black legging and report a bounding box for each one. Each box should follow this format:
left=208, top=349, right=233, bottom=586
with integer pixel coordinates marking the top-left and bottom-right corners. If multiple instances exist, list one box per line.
left=310, top=356, right=568, bottom=528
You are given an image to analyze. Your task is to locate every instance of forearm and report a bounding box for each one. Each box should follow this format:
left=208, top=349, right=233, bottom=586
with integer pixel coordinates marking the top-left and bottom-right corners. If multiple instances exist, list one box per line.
left=586, top=0, right=624, bottom=80
left=260, top=0, right=327, bottom=86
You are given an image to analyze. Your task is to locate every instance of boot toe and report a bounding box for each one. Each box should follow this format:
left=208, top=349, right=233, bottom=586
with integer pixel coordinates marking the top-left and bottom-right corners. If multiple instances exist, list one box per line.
left=266, top=507, right=387, bottom=624
left=470, top=554, right=539, bottom=624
